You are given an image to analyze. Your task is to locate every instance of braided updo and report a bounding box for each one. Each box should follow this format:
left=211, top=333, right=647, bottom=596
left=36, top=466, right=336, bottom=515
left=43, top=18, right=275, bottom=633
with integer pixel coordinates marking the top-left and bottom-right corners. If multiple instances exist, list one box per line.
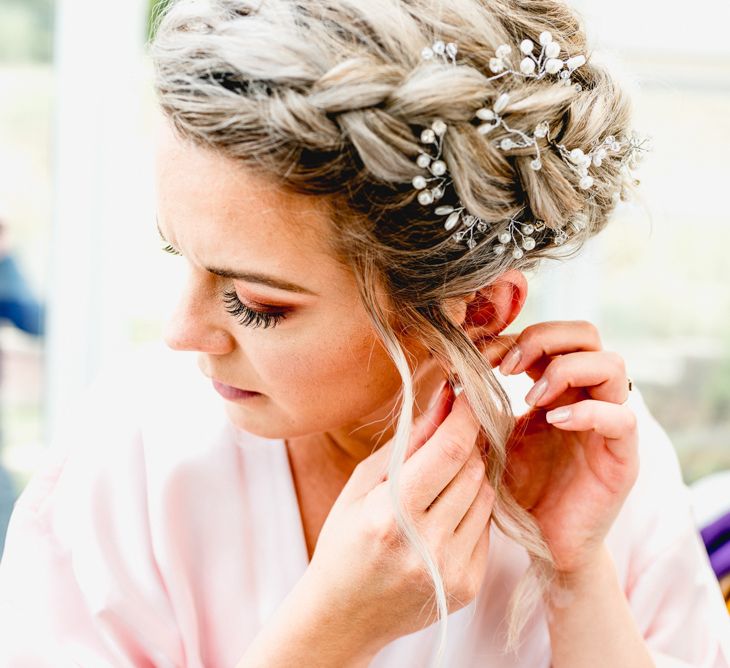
left=150, top=0, right=639, bottom=661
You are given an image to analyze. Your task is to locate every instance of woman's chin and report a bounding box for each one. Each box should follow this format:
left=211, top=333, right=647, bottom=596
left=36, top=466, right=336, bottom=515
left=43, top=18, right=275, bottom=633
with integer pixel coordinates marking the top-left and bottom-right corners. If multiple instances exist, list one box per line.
left=222, top=399, right=291, bottom=440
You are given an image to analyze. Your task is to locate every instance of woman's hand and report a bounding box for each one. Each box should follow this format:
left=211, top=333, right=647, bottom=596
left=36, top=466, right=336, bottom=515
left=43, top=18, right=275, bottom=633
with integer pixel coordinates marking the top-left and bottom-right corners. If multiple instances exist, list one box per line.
left=300, top=381, right=495, bottom=658
left=485, top=320, right=639, bottom=576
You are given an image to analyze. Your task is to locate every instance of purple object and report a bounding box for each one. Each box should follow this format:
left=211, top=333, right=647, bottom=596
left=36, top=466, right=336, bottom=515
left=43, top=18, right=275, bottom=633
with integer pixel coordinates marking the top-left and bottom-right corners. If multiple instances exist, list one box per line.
left=708, top=541, right=730, bottom=580
left=700, top=510, right=730, bottom=579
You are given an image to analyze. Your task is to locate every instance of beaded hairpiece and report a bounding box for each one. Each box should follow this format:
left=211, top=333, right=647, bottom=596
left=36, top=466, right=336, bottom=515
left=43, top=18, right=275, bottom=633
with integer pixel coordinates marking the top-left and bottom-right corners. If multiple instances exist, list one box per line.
left=414, top=33, right=651, bottom=256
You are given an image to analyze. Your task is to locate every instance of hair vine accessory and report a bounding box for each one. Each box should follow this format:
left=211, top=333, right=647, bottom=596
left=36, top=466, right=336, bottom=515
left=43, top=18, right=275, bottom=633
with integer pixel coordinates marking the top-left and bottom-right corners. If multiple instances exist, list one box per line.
left=420, top=39, right=459, bottom=64
left=410, top=35, right=651, bottom=255
left=473, top=30, right=588, bottom=177
left=473, top=31, right=599, bottom=185
left=411, top=119, right=449, bottom=207
left=476, top=34, right=649, bottom=192
left=486, top=31, right=587, bottom=87
left=412, top=120, right=552, bottom=255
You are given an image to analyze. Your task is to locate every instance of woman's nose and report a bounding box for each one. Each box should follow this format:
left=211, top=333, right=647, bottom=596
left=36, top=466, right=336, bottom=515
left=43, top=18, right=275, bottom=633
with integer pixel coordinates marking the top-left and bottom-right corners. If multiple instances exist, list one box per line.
left=162, top=274, right=235, bottom=355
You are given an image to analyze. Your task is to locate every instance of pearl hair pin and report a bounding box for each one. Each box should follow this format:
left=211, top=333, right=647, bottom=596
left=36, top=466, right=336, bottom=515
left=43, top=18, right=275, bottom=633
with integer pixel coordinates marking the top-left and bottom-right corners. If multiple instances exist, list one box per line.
left=476, top=31, right=587, bottom=177
left=486, top=31, right=586, bottom=87
left=412, top=118, right=555, bottom=254
left=410, top=35, right=651, bottom=255
left=420, top=39, right=458, bottom=64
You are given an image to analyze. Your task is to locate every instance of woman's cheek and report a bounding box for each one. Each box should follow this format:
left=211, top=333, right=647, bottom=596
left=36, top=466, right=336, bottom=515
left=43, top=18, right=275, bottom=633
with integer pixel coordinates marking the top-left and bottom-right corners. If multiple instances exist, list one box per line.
left=278, top=322, right=399, bottom=415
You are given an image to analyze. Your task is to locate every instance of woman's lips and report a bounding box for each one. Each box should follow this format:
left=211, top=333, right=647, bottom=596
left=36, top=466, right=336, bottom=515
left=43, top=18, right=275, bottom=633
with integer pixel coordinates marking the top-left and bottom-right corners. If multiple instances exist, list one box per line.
left=212, top=379, right=261, bottom=401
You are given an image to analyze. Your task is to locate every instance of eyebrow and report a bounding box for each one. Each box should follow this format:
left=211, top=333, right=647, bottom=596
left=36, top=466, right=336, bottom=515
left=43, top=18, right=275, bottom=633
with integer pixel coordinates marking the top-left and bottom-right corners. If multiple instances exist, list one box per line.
left=157, top=218, right=318, bottom=296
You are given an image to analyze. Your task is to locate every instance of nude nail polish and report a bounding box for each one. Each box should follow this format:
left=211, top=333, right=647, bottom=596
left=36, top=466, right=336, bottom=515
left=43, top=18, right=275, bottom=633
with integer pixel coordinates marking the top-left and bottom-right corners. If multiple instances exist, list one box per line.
left=546, top=407, right=571, bottom=423
left=525, top=377, right=548, bottom=406
left=499, top=347, right=522, bottom=375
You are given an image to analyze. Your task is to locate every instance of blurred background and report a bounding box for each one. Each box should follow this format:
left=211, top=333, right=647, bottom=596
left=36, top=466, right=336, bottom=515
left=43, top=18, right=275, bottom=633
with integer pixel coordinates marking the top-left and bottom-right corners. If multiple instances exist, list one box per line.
left=0, top=0, right=729, bottom=560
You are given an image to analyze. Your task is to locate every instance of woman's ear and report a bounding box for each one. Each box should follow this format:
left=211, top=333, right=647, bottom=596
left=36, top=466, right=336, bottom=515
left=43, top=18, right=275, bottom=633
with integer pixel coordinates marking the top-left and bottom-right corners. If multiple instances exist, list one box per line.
left=448, top=269, right=528, bottom=340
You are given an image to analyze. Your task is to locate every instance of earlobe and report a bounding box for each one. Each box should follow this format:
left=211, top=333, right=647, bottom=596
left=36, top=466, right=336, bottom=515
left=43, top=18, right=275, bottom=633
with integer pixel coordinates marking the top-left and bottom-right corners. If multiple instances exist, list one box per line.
left=461, top=269, right=527, bottom=339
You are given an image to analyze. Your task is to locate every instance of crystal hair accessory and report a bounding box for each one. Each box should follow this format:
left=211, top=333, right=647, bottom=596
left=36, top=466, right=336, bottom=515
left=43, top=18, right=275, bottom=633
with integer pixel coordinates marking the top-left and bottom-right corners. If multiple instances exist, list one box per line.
left=411, top=35, right=652, bottom=254
left=475, top=30, right=587, bottom=176
left=486, top=31, right=587, bottom=87
left=413, top=121, right=555, bottom=255
left=420, top=39, right=458, bottom=64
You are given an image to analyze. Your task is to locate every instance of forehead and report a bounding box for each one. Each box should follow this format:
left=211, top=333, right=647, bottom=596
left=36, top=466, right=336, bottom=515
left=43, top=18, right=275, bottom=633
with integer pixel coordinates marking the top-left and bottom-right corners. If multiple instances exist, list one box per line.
left=154, top=118, right=346, bottom=291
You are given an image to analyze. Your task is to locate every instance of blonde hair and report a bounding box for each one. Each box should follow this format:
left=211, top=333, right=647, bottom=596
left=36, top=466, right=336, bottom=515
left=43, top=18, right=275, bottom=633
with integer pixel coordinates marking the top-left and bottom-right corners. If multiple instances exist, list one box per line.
left=149, top=0, right=636, bottom=663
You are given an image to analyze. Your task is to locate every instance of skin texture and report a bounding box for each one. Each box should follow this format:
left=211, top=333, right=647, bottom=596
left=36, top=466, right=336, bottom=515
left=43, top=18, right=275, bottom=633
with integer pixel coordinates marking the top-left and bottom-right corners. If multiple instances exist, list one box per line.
left=156, top=116, right=653, bottom=668
left=498, top=323, right=638, bottom=574
left=154, top=114, right=528, bottom=558
left=158, top=117, right=420, bottom=452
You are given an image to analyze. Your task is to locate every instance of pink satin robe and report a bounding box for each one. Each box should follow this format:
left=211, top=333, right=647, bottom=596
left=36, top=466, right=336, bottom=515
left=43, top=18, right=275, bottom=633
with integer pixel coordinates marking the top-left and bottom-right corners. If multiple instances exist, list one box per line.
left=1, top=342, right=729, bottom=667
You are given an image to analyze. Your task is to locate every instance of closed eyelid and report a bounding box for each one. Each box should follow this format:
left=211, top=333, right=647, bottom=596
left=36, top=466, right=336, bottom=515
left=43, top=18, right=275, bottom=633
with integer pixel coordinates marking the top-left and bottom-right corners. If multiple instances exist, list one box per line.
left=236, top=292, right=289, bottom=310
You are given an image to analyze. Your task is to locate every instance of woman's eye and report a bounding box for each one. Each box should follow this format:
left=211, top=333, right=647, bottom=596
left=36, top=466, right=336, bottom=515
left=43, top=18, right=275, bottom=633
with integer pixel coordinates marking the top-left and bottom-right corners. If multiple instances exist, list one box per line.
left=222, top=289, right=288, bottom=329
left=160, top=244, right=288, bottom=329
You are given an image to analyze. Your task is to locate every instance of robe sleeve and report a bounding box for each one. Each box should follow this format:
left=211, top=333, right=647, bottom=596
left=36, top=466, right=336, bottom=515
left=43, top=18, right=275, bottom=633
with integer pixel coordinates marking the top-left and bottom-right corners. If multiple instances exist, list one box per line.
left=0, top=376, right=185, bottom=667
left=621, top=390, right=730, bottom=667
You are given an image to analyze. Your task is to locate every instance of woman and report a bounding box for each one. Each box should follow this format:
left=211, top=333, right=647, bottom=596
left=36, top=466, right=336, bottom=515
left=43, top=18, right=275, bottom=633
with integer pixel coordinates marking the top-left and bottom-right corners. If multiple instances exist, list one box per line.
left=1, top=0, right=729, bottom=666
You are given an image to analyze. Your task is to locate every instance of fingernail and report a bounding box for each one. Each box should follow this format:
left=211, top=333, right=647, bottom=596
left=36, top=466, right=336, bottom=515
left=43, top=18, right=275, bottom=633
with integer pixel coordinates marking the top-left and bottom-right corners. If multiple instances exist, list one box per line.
left=499, top=347, right=521, bottom=376
left=546, top=407, right=571, bottom=423
left=525, top=377, right=548, bottom=406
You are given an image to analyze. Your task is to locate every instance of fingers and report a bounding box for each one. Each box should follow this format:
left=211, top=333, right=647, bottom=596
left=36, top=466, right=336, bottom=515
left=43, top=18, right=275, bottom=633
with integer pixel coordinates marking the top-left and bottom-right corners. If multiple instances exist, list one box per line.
left=523, top=350, right=629, bottom=407
left=449, top=494, right=493, bottom=603
left=545, top=399, right=638, bottom=462
left=400, top=390, right=482, bottom=511
left=455, top=475, right=495, bottom=546
left=371, top=382, right=456, bottom=481
left=467, top=520, right=491, bottom=594
left=346, top=382, right=456, bottom=500
left=403, top=381, right=456, bottom=461
left=425, top=445, right=486, bottom=534
left=442, top=476, right=493, bottom=602
left=495, top=321, right=603, bottom=376
left=475, top=334, right=517, bottom=369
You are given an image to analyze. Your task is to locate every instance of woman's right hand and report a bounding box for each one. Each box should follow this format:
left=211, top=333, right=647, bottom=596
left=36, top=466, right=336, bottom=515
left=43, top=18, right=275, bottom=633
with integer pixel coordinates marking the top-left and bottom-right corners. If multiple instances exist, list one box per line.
left=301, top=381, right=495, bottom=657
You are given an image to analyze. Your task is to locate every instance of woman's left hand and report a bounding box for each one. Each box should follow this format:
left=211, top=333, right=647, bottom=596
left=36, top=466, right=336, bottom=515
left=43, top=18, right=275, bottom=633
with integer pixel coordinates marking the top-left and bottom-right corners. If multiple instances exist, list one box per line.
left=484, top=320, right=639, bottom=576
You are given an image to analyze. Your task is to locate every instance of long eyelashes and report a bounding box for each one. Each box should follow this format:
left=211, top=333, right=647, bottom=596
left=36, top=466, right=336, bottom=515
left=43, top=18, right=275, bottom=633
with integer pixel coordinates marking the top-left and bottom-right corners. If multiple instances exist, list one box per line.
left=222, top=289, right=287, bottom=329
left=161, top=243, right=182, bottom=256
left=160, top=244, right=287, bottom=329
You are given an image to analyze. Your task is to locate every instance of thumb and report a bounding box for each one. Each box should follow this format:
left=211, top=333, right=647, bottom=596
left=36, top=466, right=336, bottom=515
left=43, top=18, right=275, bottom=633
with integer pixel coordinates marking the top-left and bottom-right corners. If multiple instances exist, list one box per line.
left=404, top=379, right=456, bottom=460
left=341, top=380, right=456, bottom=500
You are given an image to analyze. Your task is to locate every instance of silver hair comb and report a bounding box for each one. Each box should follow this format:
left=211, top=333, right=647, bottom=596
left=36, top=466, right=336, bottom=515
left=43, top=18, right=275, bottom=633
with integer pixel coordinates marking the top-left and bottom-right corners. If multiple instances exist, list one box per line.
left=412, top=34, right=651, bottom=255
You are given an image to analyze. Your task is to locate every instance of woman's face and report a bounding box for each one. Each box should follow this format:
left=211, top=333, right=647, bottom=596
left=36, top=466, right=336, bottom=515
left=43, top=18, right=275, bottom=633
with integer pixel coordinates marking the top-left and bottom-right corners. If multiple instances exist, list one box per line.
left=154, top=118, right=440, bottom=451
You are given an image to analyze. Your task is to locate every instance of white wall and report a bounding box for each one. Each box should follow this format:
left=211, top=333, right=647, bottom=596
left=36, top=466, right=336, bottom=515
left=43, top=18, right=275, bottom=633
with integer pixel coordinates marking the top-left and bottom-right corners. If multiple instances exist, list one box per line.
left=570, top=0, right=730, bottom=57
left=45, top=0, right=149, bottom=442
